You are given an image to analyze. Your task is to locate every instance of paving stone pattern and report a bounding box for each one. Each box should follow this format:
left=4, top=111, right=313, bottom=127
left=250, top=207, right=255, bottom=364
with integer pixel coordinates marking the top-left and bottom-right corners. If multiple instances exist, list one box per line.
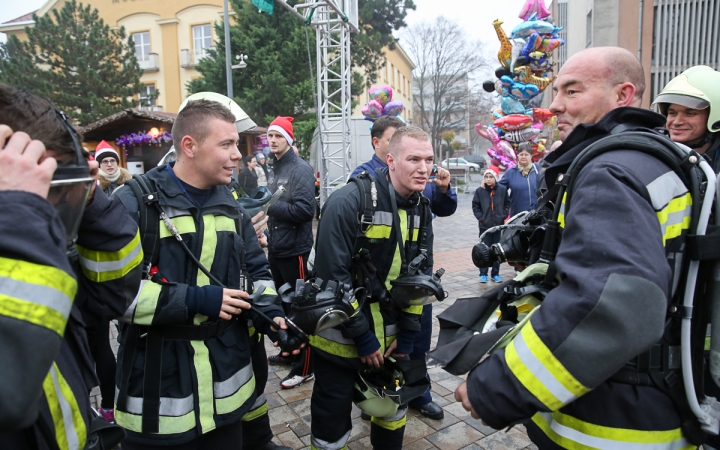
left=96, top=175, right=537, bottom=449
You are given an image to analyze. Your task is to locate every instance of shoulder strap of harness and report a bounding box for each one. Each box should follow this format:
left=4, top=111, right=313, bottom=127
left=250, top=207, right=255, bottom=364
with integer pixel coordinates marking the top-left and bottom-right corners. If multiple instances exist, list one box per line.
left=125, top=176, right=161, bottom=278
left=348, top=171, right=377, bottom=292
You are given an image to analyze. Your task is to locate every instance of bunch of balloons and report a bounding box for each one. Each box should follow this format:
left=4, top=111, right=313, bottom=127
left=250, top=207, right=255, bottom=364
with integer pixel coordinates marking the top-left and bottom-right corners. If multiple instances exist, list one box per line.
left=361, top=85, right=405, bottom=124
left=477, top=0, right=562, bottom=169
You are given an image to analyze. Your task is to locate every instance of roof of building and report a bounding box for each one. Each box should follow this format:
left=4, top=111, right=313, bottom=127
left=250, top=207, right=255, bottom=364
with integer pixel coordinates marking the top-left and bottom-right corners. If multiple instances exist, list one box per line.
left=2, top=10, right=38, bottom=24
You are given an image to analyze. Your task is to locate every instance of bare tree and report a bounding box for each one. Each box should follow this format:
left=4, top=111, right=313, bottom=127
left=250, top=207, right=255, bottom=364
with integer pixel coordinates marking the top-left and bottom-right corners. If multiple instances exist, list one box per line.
left=402, top=17, right=489, bottom=157
left=467, top=88, right=497, bottom=155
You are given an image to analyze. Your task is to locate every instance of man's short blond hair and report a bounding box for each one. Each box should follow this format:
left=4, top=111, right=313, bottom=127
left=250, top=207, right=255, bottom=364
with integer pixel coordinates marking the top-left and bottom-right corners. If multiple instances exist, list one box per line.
left=388, top=126, right=430, bottom=156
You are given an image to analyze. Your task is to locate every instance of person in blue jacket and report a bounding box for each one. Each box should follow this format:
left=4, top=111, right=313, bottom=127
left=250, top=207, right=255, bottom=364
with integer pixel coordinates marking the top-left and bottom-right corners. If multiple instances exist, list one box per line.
left=350, top=115, right=456, bottom=420
left=498, top=145, right=540, bottom=216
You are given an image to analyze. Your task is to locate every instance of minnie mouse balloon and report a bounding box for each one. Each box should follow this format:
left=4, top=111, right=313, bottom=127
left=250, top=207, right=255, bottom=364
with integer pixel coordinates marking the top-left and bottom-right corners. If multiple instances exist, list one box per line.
left=361, top=100, right=383, bottom=121
left=368, top=86, right=392, bottom=106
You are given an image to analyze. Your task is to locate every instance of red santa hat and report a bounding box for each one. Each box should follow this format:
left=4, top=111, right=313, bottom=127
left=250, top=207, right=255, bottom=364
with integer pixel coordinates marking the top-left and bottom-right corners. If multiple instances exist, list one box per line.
left=484, top=165, right=500, bottom=182
left=94, top=140, right=119, bottom=163
left=267, top=116, right=295, bottom=146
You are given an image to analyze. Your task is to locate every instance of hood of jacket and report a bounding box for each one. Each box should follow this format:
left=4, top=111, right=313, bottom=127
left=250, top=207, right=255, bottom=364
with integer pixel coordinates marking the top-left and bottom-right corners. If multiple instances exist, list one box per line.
left=98, top=167, right=132, bottom=191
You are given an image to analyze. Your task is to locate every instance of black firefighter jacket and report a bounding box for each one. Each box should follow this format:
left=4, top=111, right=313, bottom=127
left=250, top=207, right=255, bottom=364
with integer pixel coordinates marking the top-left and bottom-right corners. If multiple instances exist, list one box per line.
left=309, top=168, right=428, bottom=364
left=0, top=188, right=142, bottom=450
left=472, top=184, right=510, bottom=231
left=267, top=150, right=316, bottom=258
left=466, top=107, right=696, bottom=449
left=114, top=164, right=282, bottom=446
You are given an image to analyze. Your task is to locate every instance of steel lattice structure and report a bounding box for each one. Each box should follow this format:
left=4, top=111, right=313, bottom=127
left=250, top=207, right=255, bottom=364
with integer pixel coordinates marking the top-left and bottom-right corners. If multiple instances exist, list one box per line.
left=275, top=0, right=358, bottom=204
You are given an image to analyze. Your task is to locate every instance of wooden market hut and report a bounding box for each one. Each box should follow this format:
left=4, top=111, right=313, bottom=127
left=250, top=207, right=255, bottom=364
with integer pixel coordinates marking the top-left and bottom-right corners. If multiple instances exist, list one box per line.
left=79, top=108, right=267, bottom=174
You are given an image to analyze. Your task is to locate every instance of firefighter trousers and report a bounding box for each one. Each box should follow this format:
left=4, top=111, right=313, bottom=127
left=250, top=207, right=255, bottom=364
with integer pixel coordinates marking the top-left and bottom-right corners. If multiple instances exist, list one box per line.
left=241, top=334, right=273, bottom=447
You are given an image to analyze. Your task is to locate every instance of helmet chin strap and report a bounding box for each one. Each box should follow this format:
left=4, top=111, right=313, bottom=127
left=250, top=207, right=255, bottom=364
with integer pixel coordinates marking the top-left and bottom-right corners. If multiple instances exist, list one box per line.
left=684, top=131, right=714, bottom=150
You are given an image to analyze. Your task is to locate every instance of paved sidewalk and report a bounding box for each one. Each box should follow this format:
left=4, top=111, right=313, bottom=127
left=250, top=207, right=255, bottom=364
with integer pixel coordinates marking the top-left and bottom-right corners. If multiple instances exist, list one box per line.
left=97, top=176, right=538, bottom=449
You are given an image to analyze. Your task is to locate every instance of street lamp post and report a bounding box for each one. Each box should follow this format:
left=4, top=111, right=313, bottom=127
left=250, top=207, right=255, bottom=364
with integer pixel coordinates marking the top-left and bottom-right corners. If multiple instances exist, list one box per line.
left=223, top=0, right=233, bottom=99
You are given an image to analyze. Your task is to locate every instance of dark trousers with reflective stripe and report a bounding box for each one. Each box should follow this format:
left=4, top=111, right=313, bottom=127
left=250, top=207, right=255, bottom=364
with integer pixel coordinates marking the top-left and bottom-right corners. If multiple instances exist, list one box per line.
left=409, top=304, right=433, bottom=407
left=268, top=251, right=313, bottom=379
left=242, top=334, right=273, bottom=447
left=311, top=349, right=405, bottom=450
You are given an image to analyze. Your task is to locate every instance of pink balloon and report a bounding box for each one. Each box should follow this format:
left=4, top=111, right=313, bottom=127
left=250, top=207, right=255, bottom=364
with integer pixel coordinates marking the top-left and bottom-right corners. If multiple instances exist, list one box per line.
left=518, top=0, right=551, bottom=21
left=361, top=100, right=383, bottom=121
left=368, top=86, right=393, bottom=106
left=383, top=100, right=404, bottom=117
left=497, top=140, right=517, bottom=161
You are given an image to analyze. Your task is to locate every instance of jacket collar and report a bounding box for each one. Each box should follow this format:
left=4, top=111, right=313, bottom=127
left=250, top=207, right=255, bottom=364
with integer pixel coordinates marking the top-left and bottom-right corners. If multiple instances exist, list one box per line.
left=270, top=147, right=297, bottom=171
left=147, top=164, right=241, bottom=218
left=544, top=107, right=667, bottom=189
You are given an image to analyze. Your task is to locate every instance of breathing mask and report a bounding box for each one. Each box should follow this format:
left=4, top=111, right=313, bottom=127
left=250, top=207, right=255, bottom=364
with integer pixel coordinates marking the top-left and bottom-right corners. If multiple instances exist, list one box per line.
left=387, top=251, right=447, bottom=308
left=279, top=278, right=366, bottom=338
left=49, top=110, right=94, bottom=248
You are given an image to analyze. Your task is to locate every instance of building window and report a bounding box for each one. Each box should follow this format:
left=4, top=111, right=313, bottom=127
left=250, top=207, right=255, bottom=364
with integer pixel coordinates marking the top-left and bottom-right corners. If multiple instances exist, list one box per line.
left=586, top=10, right=593, bottom=47
left=139, top=84, right=157, bottom=107
left=193, top=24, right=212, bottom=52
left=132, top=32, right=151, bottom=61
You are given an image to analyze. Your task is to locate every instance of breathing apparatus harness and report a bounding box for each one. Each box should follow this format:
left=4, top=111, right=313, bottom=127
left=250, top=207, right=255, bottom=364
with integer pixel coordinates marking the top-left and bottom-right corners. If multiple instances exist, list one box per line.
left=117, top=174, right=303, bottom=433
left=349, top=171, right=447, bottom=309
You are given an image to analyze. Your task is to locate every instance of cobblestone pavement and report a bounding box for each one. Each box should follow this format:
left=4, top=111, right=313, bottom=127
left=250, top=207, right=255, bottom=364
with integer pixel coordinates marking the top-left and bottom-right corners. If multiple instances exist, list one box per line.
left=97, top=174, right=538, bottom=449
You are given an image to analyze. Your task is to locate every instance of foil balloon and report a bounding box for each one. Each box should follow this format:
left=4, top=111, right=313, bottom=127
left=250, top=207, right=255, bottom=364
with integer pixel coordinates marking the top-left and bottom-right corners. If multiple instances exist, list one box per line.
left=488, top=148, right=515, bottom=169
left=492, top=109, right=506, bottom=120
left=504, top=127, right=542, bottom=143
left=494, top=114, right=533, bottom=131
left=518, top=0, right=551, bottom=21
left=520, top=32, right=543, bottom=57
left=527, top=51, right=553, bottom=71
left=368, top=86, right=392, bottom=106
left=383, top=100, right=404, bottom=117
left=537, top=37, right=564, bottom=53
left=513, top=66, right=554, bottom=92
left=493, top=20, right=514, bottom=68
left=501, top=95, right=526, bottom=115
left=532, top=108, right=555, bottom=123
left=510, top=15, right=560, bottom=39
left=361, top=100, right=383, bottom=121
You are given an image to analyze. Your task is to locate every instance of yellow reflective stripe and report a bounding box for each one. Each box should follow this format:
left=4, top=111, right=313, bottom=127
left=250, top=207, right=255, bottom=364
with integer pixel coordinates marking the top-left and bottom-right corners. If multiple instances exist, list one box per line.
left=133, top=281, right=162, bottom=325
left=215, top=216, right=237, bottom=233
left=159, top=216, right=196, bottom=239
left=242, top=401, right=268, bottom=422
left=505, top=322, right=590, bottom=411
left=656, top=193, right=692, bottom=246
left=531, top=411, right=694, bottom=449
left=197, top=214, right=216, bottom=287
left=0, top=256, right=77, bottom=307
left=215, top=374, right=255, bottom=415
left=309, top=334, right=359, bottom=358
left=384, top=209, right=408, bottom=291
left=558, top=193, right=567, bottom=229
left=191, top=341, right=216, bottom=432
left=115, top=409, right=195, bottom=434
left=403, top=305, right=423, bottom=315
left=371, top=302, right=385, bottom=355
left=75, top=230, right=143, bottom=282
left=43, top=363, right=87, bottom=450
left=0, top=295, right=68, bottom=336
left=365, top=224, right=391, bottom=239
left=371, top=415, right=406, bottom=431
left=232, top=190, right=238, bottom=199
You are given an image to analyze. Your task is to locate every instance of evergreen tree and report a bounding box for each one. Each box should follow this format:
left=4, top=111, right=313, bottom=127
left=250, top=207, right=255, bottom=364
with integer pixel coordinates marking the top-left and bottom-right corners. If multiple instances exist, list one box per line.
left=189, top=0, right=315, bottom=134
left=0, top=0, right=142, bottom=125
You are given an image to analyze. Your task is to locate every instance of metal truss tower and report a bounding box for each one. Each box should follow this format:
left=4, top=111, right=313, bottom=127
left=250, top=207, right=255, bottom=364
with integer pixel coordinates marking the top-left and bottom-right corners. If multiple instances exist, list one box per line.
left=275, top=0, right=358, bottom=204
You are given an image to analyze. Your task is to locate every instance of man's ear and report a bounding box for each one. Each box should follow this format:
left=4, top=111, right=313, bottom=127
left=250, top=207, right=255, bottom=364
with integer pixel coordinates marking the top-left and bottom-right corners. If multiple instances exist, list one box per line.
left=180, top=135, right=197, bottom=159
left=616, top=82, right=638, bottom=107
left=372, top=136, right=380, bottom=152
left=386, top=152, right=396, bottom=171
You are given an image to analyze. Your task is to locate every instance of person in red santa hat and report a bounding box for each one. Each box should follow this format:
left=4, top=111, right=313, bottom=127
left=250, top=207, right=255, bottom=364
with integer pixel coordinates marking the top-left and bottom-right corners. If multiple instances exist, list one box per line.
left=95, top=140, right=132, bottom=196
left=472, top=165, right=509, bottom=283
left=265, top=116, right=317, bottom=389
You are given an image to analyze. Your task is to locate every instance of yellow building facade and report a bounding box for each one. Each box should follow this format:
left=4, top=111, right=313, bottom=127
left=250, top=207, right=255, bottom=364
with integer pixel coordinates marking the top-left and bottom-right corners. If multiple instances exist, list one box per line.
left=352, top=43, right=415, bottom=123
left=0, top=0, right=229, bottom=113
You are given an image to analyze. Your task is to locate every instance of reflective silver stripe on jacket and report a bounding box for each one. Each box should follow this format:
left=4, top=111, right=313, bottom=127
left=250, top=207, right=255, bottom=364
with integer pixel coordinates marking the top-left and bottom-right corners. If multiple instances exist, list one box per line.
left=48, top=365, right=81, bottom=450
left=254, top=279, right=276, bottom=292
left=77, top=243, right=142, bottom=275
left=373, top=211, right=393, bottom=226
left=214, top=363, right=253, bottom=398
left=317, top=327, right=355, bottom=345
left=115, top=387, right=194, bottom=417
left=120, top=279, right=145, bottom=323
left=0, top=275, right=73, bottom=320
left=249, top=393, right=267, bottom=410
left=645, top=171, right=687, bottom=210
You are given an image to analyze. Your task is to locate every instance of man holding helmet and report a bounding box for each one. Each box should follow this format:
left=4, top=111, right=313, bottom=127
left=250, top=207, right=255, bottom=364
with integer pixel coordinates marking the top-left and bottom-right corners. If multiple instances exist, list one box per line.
left=309, top=126, right=442, bottom=450
left=0, top=84, right=143, bottom=449
left=653, top=65, right=720, bottom=171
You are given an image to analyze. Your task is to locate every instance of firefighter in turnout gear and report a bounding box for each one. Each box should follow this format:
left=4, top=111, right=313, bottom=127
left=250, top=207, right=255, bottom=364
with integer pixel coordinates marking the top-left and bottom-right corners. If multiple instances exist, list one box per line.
left=309, top=126, right=436, bottom=450
left=114, top=99, right=298, bottom=449
left=455, top=47, right=699, bottom=449
left=0, top=85, right=142, bottom=450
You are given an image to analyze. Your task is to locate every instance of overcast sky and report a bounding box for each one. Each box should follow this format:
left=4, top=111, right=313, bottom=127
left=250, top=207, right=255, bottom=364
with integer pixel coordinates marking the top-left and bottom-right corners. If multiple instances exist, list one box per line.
left=1, top=0, right=534, bottom=63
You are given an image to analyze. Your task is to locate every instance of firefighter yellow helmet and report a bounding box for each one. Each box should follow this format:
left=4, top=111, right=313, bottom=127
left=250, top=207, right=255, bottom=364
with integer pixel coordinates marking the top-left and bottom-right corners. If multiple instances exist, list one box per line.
left=178, top=92, right=257, bottom=134
left=652, top=65, right=720, bottom=133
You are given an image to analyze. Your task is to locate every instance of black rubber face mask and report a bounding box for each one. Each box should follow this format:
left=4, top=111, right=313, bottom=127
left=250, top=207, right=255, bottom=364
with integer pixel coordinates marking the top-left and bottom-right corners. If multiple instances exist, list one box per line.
left=49, top=110, right=93, bottom=248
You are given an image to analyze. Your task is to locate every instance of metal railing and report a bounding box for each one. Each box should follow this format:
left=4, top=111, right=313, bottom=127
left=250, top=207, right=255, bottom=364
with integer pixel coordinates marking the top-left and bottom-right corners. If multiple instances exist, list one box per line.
left=181, top=47, right=215, bottom=68
left=138, top=53, right=159, bottom=72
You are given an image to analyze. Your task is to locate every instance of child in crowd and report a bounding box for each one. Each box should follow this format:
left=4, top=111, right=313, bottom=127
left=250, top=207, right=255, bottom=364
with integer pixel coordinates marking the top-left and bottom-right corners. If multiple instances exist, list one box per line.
left=472, top=166, right=509, bottom=283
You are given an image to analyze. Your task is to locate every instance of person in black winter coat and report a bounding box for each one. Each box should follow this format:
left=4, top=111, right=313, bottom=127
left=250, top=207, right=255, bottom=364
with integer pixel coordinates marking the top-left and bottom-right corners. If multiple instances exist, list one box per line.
left=472, top=166, right=509, bottom=283
left=265, top=116, right=317, bottom=389
left=238, top=154, right=259, bottom=191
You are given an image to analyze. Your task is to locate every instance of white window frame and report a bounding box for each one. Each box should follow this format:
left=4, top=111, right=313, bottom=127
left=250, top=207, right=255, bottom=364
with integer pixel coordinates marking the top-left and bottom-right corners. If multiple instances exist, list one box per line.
left=133, top=32, right=151, bottom=61
left=139, top=84, right=157, bottom=107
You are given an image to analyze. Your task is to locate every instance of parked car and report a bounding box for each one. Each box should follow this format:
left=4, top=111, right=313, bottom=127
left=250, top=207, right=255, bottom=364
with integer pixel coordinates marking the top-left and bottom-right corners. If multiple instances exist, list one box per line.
left=441, top=157, right=481, bottom=172
left=462, top=155, right=487, bottom=169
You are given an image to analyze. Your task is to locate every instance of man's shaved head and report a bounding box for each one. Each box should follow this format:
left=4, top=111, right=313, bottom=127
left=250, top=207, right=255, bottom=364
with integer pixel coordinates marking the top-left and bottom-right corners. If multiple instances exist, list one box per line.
left=550, top=47, right=645, bottom=140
